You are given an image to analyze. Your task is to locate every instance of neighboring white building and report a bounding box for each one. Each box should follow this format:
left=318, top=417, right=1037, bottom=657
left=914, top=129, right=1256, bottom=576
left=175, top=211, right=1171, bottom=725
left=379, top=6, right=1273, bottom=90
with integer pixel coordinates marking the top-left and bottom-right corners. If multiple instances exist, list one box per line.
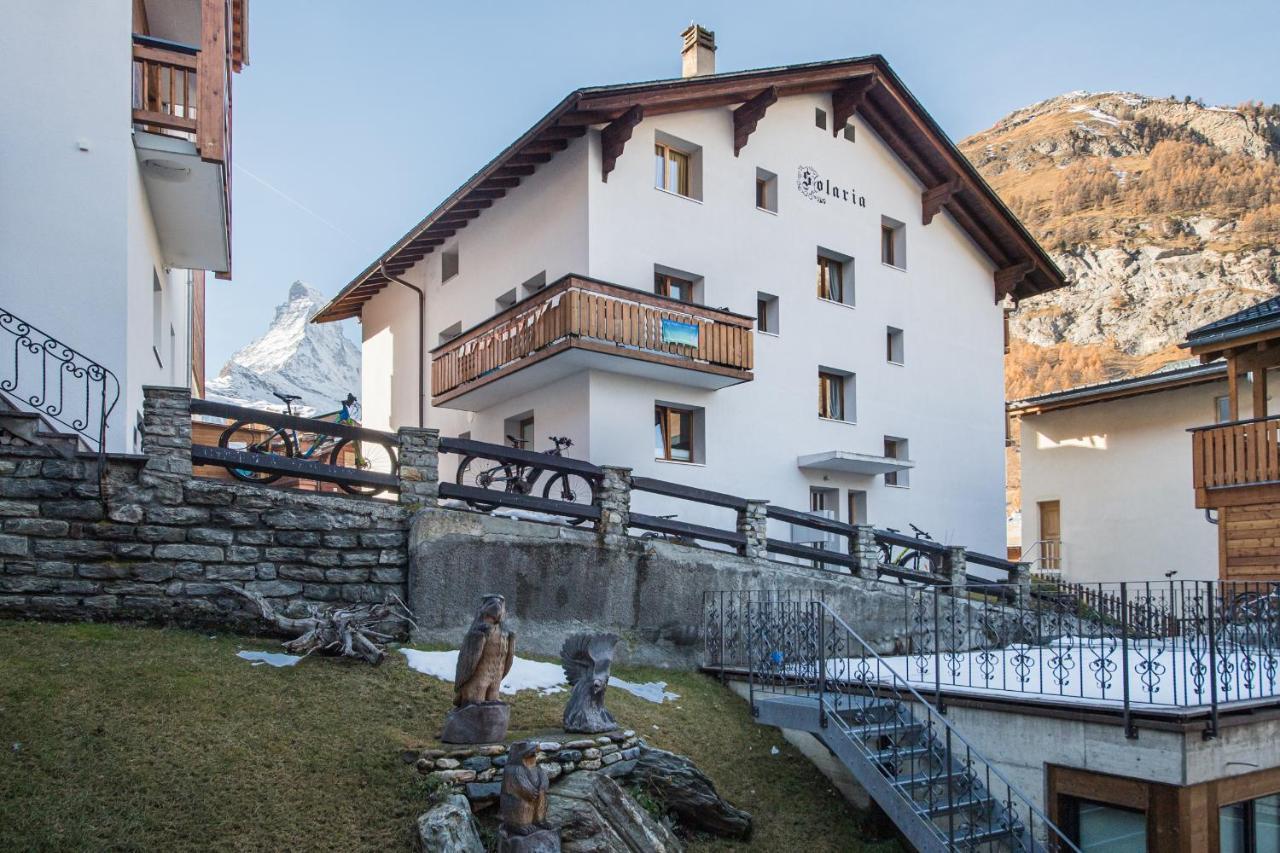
left=316, top=27, right=1066, bottom=553
left=1010, top=360, right=1244, bottom=582
left=0, top=0, right=248, bottom=452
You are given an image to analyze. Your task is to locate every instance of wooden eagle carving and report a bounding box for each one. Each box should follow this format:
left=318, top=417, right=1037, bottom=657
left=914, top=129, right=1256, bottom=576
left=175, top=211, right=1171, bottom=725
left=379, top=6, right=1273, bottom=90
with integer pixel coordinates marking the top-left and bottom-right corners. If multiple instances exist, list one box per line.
left=453, top=594, right=515, bottom=707
left=561, top=632, right=619, bottom=733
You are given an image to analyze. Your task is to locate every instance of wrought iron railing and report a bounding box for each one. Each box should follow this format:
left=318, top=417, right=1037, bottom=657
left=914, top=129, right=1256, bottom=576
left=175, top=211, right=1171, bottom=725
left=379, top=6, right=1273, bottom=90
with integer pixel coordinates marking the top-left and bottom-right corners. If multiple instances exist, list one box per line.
left=0, top=307, right=120, bottom=467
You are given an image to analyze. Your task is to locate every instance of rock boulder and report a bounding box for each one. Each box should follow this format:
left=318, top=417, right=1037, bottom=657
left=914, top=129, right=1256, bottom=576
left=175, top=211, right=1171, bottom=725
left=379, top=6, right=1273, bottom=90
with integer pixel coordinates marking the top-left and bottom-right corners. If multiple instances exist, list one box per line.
left=546, top=771, right=682, bottom=852
left=415, top=794, right=484, bottom=853
left=631, top=747, right=752, bottom=840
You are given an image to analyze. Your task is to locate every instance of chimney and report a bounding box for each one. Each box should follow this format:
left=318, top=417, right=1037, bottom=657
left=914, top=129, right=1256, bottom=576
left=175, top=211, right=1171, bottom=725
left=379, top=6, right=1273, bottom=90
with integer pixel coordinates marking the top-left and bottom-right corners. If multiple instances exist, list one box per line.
left=681, top=24, right=716, bottom=78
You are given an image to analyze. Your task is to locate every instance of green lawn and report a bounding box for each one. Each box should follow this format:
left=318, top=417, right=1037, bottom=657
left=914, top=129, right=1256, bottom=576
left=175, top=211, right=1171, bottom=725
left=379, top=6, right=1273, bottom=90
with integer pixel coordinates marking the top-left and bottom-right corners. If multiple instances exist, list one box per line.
left=0, top=620, right=898, bottom=852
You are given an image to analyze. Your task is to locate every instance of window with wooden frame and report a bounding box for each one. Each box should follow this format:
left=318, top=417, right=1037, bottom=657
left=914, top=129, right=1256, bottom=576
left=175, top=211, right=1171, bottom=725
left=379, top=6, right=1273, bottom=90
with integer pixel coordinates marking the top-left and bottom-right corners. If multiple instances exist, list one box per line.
left=654, top=272, right=694, bottom=303
left=817, top=252, right=853, bottom=305
left=654, top=143, right=690, bottom=197
left=1220, top=792, right=1280, bottom=852
left=881, top=215, right=906, bottom=269
left=886, top=327, right=905, bottom=364
left=818, top=370, right=849, bottom=421
left=756, top=291, right=779, bottom=334
left=655, top=404, right=695, bottom=462
left=884, top=437, right=909, bottom=486
left=755, top=167, right=778, bottom=212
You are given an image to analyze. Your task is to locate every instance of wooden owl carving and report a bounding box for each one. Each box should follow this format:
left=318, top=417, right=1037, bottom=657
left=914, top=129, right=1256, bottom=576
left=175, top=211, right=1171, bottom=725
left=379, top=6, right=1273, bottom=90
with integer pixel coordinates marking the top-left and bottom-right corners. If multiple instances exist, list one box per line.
left=453, top=594, right=515, bottom=707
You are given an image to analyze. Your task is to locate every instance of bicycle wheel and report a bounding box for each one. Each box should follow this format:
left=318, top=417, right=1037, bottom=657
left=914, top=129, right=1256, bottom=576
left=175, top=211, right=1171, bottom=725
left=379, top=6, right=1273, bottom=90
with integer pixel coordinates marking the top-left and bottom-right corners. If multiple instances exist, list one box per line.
left=329, top=438, right=399, bottom=496
left=896, top=549, right=939, bottom=576
left=455, top=455, right=503, bottom=511
left=218, top=420, right=294, bottom=484
left=542, top=472, right=596, bottom=525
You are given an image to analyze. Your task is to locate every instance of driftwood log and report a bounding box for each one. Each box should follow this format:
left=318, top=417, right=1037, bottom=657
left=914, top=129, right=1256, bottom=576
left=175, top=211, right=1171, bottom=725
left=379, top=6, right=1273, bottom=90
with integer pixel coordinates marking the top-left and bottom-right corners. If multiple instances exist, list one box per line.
left=224, top=585, right=414, bottom=665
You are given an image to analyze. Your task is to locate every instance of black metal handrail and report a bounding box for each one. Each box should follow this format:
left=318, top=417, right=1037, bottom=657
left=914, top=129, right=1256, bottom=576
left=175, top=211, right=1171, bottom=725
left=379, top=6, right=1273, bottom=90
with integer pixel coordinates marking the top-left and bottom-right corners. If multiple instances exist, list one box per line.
left=0, top=307, right=120, bottom=471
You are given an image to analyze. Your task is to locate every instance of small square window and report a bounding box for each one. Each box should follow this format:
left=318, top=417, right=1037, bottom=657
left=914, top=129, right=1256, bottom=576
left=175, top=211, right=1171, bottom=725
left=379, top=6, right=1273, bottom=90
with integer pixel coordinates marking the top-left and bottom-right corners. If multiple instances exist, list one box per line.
left=654, top=143, right=690, bottom=196
left=818, top=368, right=854, bottom=422
left=655, top=272, right=694, bottom=303
left=884, top=437, right=909, bottom=486
left=756, top=292, right=779, bottom=335
left=438, top=321, right=462, bottom=346
left=442, top=246, right=460, bottom=282
left=843, top=122, right=856, bottom=142
left=886, top=327, right=905, bottom=364
left=881, top=216, right=906, bottom=269
left=1214, top=395, right=1231, bottom=423
left=521, top=271, right=547, bottom=298
left=815, top=108, right=828, bottom=130
left=755, top=167, right=778, bottom=213
left=817, top=249, right=854, bottom=306
left=655, top=403, right=703, bottom=463
left=496, top=288, right=517, bottom=312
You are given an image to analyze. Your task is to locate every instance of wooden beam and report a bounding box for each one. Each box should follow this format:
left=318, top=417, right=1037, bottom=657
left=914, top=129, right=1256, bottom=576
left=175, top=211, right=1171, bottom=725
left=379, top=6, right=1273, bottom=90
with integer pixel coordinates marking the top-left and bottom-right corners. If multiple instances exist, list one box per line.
left=196, top=0, right=228, bottom=163
left=452, top=199, right=493, bottom=211
left=538, top=125, right=588, bottom=140
left=509, top=152, right=553, bottom=165
left=601, top=105, right=643, bottom=182
left=559, top=110, right=619, bottom=126
left=922, top=176, right=963, bottom=225
left=480, top=177, right=521, bottom=189
left=947, top=200, right=1011, bottom=269
left=521, top=139, right=570, bottom=154
left=732, top=86, right=778, bottom=157
left=1254, top=362, right=1269, bottom=419
left=857, top=99, right=939, bottom=186
left=830, top=76, right=875, bottom=136
left=1228, top=354, right=1240, bottom=421
left=495, top=165, right=536, bottom=177
left=994, top=261, right=1035, bottom=304
left=468, top=188, right=508, bottom=199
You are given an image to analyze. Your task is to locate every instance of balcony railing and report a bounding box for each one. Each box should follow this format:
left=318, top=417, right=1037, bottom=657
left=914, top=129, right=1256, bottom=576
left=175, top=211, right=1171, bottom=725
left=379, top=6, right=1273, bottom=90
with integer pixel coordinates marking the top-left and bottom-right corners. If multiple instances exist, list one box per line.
left=131, top=34, right=229, bottom=166
left=1191, top=415, right=1280, bottom=497
left=430, top=275, right=754, bottom=404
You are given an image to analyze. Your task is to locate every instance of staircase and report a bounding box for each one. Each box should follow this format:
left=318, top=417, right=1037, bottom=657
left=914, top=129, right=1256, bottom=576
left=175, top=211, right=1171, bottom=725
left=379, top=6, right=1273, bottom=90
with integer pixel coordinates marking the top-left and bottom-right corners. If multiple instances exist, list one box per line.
left=0, top=392, right=88, bottom=458
left=740, top=598, right=1079, bottom=852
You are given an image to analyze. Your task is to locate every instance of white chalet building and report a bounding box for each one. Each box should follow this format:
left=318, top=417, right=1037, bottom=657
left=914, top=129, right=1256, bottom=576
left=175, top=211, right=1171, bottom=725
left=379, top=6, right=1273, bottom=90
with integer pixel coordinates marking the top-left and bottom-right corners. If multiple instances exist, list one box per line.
left=316, top=27, right=1066, bottom=552
left=0, top=0, right=248, bottom=452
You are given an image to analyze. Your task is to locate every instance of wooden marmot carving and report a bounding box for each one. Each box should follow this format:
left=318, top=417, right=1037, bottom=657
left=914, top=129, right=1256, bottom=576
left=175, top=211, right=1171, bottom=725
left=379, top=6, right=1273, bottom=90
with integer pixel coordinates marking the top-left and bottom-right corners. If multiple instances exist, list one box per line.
left=453, top=594, right=515, bottom=707
left=500, top=740, right=550, bottom=835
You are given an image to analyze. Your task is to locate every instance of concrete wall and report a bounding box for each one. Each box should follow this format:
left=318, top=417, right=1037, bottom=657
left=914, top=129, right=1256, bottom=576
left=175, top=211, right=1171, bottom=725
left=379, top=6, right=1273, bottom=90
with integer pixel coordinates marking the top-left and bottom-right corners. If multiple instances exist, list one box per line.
left=1019, top=380, right=1240, bottom=582
left=0, top=1, right=192, bottom=452
left=356, top=89, right=1008, bottom=555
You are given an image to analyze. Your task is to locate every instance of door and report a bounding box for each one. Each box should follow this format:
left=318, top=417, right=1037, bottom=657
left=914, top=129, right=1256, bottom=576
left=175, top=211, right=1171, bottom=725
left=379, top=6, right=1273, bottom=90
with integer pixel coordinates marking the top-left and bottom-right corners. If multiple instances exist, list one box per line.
left=1038, top=500, right=1061, bottom=573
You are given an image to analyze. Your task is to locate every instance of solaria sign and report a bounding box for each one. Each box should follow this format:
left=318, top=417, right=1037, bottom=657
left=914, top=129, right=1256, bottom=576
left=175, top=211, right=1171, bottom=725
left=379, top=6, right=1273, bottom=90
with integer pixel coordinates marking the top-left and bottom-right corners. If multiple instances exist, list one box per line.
left=797, top=166, right=867, bottom=208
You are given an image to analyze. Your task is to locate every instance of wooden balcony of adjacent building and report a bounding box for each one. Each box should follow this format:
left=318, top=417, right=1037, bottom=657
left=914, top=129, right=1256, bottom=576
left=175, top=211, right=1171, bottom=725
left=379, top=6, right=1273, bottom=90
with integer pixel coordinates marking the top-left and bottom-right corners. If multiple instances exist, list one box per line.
left=1191, top=415, right=1280, bottom=509
left=130, top=0, right=247, bottom=275
left=430, top=275, right=755, bottom=411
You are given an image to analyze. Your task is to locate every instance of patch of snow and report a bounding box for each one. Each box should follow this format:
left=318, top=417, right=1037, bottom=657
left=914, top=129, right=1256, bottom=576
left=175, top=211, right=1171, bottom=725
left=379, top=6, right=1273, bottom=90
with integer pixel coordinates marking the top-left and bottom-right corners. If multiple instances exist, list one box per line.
left=399, top=649, right=678, bottom=703
left=770, top=745, right=780, bottom=756
left=206, top=281, right=361, bottom=417
left=491, top=508, right=573, bottom=525
left=237, top=650, right=303, bottom=667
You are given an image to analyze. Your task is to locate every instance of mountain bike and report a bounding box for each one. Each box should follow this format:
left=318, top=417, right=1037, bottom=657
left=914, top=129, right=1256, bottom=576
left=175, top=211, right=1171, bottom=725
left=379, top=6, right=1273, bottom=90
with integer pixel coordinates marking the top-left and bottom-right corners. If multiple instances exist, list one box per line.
left=878, top=523, right=941, bottom=575
left=455, top=435, right=595, bottom=524
left=217, top=392, right=398, bottom=496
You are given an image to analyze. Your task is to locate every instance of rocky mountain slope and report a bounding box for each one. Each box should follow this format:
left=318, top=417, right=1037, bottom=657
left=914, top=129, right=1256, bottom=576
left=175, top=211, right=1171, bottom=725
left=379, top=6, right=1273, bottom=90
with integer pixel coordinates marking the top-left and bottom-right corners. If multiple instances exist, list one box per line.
left=206, top=281, right=360, bottom=417
left=959, top=92, right=1280, bottom=401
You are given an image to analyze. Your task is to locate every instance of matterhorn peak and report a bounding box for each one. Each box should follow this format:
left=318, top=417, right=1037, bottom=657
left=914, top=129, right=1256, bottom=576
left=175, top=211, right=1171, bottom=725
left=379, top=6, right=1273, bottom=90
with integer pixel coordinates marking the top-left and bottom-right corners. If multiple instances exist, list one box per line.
left=206, top=281, right=360, bottom=416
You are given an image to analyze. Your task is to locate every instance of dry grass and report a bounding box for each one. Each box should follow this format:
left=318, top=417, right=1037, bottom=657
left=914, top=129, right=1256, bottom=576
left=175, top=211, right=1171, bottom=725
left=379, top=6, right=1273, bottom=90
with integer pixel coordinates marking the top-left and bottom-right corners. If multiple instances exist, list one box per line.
left=0, top=620, right=898, bottom=852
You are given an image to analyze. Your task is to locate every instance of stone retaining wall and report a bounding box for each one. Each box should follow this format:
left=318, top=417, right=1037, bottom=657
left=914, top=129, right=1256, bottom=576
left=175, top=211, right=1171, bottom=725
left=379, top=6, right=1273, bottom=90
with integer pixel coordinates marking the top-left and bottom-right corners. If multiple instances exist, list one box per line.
left=0, top=387, right=413, bottom=629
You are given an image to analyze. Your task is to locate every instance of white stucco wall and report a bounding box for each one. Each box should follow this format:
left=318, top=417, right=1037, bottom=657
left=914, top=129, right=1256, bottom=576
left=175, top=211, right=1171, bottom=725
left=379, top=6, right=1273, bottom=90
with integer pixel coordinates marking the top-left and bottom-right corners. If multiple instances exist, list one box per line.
left=0, top=0, right=191, bottom=452
left=1019, top=380, right=1239, bottom=582
left=357, top=91, right=1009, bottom=554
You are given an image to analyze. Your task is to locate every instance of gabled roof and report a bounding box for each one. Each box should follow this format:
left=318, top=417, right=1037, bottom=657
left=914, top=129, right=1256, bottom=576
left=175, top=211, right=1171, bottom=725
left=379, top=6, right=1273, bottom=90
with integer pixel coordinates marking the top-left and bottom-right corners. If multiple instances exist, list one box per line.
left=1183, top=296, right=1280, bottom=354
left=1007, top=359, right=1226, bottom=416
left=315, top=55, right=1068, bottom=324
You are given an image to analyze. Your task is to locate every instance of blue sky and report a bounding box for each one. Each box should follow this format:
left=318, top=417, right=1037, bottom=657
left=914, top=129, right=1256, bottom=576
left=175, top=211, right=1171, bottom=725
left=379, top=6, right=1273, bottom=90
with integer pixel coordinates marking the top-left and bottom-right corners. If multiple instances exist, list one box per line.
left=209, top=0, right=1280, bottom=374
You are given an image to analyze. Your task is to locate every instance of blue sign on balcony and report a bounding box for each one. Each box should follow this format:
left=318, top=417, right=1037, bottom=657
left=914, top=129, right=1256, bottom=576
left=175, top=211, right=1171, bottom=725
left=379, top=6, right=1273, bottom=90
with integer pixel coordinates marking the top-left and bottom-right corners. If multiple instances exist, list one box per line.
left=661, top=318, right=699, bottom=347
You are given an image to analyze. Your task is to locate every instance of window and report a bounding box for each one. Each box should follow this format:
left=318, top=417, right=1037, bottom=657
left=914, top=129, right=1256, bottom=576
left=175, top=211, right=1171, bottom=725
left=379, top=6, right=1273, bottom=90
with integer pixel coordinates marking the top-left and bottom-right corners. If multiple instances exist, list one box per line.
left=654, top=142, right=690, bottom=196
left=884, top=437, right=909, bottom=486
left=1215, top=395, right=1232, bottom=423
left=815, top=108, right=827, bottom=130
left=438, top=321, right=462, bottom=346
left=521, top=271, right=547, bottom=298
left=886, top=327, right=905, bottom=364
left=655, top=404, right=699, bottom=463
left=152, top=270, right=163, bottom=367
left=1064, top=798, right=1147, bottom=853
left=842, top=122, right=856, bottom=142
left=755, top=167, right=777, bottom=212
left=817, top=250, right=854, bottom=306
left=756, top=292, right=779, bottom=335
left=881, top=216, right=906, bottom=269
left=496, top=288, right=517, bottom=312
left=1220, top=793, right=1280, bottom=853
left=442, top=246, right=460, bottom=282
left=655, top=272, right=694, bottom=303
left=818, top=369, right=854, bottom=422
left=504, top=411, right=535, bottom=449
left=848, top=490, right=868, bottom=526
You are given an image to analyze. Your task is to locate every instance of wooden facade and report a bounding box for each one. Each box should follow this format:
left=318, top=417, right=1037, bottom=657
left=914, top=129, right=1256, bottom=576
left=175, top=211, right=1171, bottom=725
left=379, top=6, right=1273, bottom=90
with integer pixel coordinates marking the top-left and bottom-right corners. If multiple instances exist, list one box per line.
left=1187, top=301, right=1280, bottom=581
left=429, top=275, right=754, bottom=406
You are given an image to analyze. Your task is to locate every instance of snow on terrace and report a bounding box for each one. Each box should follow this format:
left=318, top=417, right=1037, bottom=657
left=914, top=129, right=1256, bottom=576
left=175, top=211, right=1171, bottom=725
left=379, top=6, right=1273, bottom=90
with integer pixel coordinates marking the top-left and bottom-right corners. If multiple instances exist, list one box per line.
left=823, top=637, right=1280, bottom=710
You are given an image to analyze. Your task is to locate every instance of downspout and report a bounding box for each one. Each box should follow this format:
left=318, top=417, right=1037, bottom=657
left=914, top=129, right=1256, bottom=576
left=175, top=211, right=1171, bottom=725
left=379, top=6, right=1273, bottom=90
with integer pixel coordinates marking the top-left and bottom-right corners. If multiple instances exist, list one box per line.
left=377, top=262, right=426, bottom=427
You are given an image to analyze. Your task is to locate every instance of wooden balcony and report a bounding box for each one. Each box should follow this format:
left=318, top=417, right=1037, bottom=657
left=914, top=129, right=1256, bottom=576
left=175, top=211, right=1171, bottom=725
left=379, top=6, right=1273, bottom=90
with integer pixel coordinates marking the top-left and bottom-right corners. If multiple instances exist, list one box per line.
left=131, top=34, right=228, bottom=165
left=431, top=275, right=754, bottom=410
left=1192, top=415, right=1280, bottom=508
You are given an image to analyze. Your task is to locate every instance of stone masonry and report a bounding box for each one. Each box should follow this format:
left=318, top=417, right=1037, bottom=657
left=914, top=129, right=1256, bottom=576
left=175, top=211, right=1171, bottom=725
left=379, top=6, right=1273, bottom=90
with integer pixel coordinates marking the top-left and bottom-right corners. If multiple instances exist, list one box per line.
left=0, top=387, right=412, bottom=630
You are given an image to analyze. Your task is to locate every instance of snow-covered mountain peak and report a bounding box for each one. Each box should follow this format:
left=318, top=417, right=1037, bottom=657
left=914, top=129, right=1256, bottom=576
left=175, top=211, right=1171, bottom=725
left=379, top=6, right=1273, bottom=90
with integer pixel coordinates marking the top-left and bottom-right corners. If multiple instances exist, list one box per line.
left=206, top=281, right=360, bottom=417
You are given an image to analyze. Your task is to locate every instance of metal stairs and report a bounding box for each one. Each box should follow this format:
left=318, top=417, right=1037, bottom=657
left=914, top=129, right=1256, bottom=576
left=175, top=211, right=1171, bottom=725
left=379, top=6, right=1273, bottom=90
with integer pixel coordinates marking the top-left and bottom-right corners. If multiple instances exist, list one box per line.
left=738, top=598, right=1079, bottom=852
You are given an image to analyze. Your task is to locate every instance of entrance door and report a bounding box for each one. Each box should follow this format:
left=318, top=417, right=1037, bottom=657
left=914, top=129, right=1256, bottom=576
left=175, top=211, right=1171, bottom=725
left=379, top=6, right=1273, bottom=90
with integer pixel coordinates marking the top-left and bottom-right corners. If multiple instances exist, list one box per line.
left=1038, top=500, right=1061, bottom=573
